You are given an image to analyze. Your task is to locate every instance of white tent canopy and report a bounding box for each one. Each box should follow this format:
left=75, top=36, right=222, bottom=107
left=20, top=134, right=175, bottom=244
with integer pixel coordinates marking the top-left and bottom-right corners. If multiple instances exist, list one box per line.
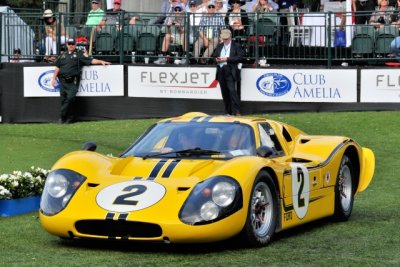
left=1, top=6, right=36, bottom=62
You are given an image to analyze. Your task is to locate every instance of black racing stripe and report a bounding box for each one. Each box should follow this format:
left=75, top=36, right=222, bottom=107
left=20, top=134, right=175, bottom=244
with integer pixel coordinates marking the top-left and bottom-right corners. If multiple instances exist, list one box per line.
left=202, top=116, right=213, bottom=122
left=118, top=213, right=129, bottom=221
left=162, top=159, right=181, bottom=178
left=284, top=139, right=351, bottom=175
left=318, top=140, right=350, bottom=168
left=105, top=212, right=115, bottom=220
left=148, top=159, right=168, bottom=180
left=108, top=236, right=117, bottom=240
left=190, top=116, right=202, bottom=122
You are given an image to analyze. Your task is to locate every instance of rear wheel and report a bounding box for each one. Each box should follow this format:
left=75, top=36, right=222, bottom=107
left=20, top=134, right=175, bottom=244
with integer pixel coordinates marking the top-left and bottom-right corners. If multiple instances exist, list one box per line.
left=334, top=155, right=355, bottom=221
left=240, top=171, right=278, bottom=247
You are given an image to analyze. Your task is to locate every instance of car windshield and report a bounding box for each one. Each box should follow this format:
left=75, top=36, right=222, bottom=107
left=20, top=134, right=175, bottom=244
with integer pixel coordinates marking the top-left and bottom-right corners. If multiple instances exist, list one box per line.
left=122, top=122, right=256, bottom=159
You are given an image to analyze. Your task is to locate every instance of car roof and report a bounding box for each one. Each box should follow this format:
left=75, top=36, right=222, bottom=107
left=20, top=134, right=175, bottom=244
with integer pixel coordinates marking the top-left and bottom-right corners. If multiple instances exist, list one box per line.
left=158, top=112, right=268, bottom=124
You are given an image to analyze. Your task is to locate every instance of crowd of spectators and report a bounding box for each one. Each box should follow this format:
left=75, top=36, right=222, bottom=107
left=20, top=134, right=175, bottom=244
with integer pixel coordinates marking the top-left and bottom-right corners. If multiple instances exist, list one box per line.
left=10, top=0, right=400, bottom=64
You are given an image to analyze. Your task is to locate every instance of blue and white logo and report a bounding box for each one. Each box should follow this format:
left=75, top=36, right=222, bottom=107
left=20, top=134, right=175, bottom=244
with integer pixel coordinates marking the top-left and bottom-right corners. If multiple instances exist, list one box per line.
left=256, top=73, right=291, bottom=97
left=38, top=70, right=59, bottom=92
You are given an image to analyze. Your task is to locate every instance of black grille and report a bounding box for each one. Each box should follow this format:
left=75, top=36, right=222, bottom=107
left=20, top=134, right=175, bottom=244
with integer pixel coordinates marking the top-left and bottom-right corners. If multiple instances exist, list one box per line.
left=75, top=220, right=162, bottom=238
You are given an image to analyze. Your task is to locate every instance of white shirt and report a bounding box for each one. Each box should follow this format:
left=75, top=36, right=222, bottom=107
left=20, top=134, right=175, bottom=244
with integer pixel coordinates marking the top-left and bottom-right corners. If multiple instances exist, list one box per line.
left=219, top=41, right=231, bottom=67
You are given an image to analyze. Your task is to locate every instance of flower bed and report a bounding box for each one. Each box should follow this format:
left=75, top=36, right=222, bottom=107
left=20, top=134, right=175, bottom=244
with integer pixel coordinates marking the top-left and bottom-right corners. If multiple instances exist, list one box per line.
left=0, top=167, right=48, bottom=200
left=0, top=167, right=48, bottom=217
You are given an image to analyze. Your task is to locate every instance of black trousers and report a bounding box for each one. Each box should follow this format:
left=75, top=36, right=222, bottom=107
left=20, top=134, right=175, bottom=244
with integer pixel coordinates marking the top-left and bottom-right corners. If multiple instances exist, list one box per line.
left=217, top=65, right=241, bottom=115
left=59, top=78, right=79, bottom=122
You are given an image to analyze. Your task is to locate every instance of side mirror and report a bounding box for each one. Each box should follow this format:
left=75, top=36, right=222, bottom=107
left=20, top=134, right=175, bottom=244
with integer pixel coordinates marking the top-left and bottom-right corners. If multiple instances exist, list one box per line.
left=82, top=141, right=97, bottom=152
left=256, top=146, right=274, bottom=158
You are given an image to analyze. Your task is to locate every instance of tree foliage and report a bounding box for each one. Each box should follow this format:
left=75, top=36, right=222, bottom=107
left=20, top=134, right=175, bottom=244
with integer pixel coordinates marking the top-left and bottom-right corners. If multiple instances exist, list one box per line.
left=0, top=0, right=43, bottom=9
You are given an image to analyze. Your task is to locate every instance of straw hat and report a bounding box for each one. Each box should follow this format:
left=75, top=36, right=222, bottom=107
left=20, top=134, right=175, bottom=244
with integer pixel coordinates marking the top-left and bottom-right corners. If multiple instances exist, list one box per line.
left=42, top=9, right=54, bottom=19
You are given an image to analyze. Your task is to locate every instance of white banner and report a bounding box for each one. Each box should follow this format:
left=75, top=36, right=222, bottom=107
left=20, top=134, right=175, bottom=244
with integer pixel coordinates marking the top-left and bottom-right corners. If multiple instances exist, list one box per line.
left=241, top=69, right=357, bottom=102
left=360, top=69, right=400, bottom=103
left=128, top=66, right=222, bottom=99
left=23, top=65, right=124, bottom=97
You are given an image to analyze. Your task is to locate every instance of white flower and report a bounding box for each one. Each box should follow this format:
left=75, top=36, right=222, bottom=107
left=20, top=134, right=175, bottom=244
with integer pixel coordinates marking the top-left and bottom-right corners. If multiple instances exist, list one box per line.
left=13, top=171, right=22, bottom=176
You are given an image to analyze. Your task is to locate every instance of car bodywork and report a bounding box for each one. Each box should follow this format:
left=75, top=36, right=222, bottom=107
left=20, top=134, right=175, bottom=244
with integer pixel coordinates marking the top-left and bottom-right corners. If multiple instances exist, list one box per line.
left=40, top=112, right=375, bottom=246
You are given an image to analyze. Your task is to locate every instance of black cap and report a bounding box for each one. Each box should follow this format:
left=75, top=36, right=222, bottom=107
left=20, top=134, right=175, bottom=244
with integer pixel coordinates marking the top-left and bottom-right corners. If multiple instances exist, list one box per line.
left=67, top=38, right=76, bottom=44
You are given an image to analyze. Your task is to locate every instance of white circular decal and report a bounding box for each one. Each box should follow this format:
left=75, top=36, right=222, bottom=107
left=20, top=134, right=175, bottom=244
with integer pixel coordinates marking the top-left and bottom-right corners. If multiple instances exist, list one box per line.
left=290, top=163, right=310, bottom=219
left=96, top=181, right=166, bottom=213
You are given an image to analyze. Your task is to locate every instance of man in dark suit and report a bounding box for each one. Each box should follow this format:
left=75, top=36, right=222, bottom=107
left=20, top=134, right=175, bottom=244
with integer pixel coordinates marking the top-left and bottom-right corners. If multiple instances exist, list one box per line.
left=212, top=29, right=244, bottom=116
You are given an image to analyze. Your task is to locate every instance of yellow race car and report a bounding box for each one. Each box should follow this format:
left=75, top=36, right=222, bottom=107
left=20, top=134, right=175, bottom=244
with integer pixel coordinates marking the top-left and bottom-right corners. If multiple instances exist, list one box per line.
left=40, top=112, right=375, bottom=246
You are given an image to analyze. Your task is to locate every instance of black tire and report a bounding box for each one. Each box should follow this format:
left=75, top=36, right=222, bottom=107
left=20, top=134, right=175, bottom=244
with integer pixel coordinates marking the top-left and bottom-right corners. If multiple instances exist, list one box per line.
left=240, top=171, right=278, bottom=247
left=333, top=154, right=355, bottom=221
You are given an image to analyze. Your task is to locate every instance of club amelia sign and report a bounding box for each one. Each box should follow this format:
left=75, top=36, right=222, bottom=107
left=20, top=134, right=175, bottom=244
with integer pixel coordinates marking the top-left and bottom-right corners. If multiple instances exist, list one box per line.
left=23, top=65, right=124, bottom=97
left=241, top=69, right=357, bottom=102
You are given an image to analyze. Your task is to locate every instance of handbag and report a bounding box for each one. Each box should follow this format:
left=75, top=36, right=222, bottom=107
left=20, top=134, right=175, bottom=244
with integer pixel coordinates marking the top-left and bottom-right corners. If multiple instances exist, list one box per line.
left=334, top=30, right=346, bottom=47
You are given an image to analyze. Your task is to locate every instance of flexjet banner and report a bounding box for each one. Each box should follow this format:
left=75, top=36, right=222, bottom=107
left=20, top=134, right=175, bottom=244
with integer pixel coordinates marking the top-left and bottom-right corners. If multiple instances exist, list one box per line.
left=128, top=66, right=222, bottom=99
left=241, top=69, right=357, bottom=102
left=360, top=69, right=400, bottom=103
left=23, top=65, right=124, bottom=97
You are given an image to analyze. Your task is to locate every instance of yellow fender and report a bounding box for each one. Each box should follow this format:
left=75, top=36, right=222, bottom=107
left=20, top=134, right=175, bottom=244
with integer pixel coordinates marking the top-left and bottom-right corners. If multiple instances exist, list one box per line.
left=357, top=147, right=375, bottom=193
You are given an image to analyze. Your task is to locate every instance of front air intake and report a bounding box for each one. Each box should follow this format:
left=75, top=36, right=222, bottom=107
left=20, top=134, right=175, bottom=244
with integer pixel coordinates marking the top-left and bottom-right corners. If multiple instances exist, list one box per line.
left=75, top=220, right=162, bottom=238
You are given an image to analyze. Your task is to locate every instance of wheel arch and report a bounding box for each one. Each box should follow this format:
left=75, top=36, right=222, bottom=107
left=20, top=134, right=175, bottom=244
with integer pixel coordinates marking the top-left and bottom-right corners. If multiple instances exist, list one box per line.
left=344, top=145, right=360, bottom=194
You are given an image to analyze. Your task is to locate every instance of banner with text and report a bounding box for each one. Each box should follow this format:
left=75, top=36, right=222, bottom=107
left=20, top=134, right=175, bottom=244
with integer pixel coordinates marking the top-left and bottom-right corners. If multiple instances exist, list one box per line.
left=360, top=69, right=400, bottom=103
left=241, top=69, right=357, bottom=102
left=128, top=66, right=222, bottom=99
left=23, top=65, right=124, bottom=97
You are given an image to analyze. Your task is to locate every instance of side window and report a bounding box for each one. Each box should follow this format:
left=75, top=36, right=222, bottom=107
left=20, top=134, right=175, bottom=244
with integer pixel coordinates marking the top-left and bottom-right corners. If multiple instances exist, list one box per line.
left=258, top=123, right=284, bottom=155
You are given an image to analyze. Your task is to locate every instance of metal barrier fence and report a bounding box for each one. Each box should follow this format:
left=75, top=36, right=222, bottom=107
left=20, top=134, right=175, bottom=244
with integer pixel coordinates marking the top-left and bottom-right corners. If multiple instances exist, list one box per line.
left=1, top=10, right=399, bottom=66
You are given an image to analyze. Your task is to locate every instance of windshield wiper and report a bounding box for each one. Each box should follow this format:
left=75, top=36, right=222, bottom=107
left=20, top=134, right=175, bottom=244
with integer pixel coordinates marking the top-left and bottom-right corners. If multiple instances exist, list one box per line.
left=142, top=147, right=222, bottom=160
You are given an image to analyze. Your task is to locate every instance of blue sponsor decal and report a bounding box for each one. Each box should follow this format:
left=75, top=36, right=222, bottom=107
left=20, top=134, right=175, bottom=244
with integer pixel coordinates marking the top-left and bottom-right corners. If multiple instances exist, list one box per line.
left=256, top=73, right=291, bottom=97
left=38, top=70, right=59, bottom=92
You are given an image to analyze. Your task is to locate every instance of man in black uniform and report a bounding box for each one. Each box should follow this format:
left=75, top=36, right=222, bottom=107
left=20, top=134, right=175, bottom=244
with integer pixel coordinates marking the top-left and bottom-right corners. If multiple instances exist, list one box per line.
left=51, top=38, right=110, bottom=123
left=212, top=29, right=244, bottom=116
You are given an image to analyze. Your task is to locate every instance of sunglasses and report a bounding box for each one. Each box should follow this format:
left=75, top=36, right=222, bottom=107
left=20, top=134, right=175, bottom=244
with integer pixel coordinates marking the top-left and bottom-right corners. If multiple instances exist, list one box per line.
left=92, top=2, right=99, bottom=4
left=208, top=5, right=215, bottom=8
left=175, top=8, right=183, bottom=11
left=67, top=42, right=76, bottom=45
left=114, top=2, right=121, bottom=4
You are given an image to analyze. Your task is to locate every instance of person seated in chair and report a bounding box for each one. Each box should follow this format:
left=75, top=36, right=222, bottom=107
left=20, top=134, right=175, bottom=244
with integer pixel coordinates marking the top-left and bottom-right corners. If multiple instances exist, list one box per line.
left=98, top=0, right=139, bottom=31
left=193, top=1, right=226, bottom=64
left=252, top=0, right=279, bottom=13
left=225, top=0, right=249, bottom=38
left=42, top=9, right=66, bottom=60
left=370, top=0, right=394, bottom=29
left=154, top=4, right=188, bottom=64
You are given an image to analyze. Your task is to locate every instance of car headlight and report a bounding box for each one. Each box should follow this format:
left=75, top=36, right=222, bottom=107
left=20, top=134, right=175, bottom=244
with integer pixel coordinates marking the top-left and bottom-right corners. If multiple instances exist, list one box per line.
left=47, top=173, right=68, bottom=198
left=40, top=169, right=86, bottom=216
left=179, top=176, right=242, bottom=225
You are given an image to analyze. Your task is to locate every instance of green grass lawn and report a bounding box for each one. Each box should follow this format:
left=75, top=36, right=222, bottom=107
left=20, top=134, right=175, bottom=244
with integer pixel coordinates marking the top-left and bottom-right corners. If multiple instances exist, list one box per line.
left=0, top=111, right=399, bottom=266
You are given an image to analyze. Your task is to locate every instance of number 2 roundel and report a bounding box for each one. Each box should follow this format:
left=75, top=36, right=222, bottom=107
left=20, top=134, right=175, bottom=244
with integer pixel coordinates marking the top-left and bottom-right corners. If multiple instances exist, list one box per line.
left=290, top=163, right=310, bottom=219
left=96, top=181, right=166, bottom=213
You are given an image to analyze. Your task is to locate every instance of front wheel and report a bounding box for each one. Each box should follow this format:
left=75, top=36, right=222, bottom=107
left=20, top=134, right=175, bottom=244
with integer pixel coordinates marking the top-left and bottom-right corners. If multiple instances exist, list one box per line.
left=240, top=171, right=278, bottom=247
left=333, top=154, right=355, bottom=221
